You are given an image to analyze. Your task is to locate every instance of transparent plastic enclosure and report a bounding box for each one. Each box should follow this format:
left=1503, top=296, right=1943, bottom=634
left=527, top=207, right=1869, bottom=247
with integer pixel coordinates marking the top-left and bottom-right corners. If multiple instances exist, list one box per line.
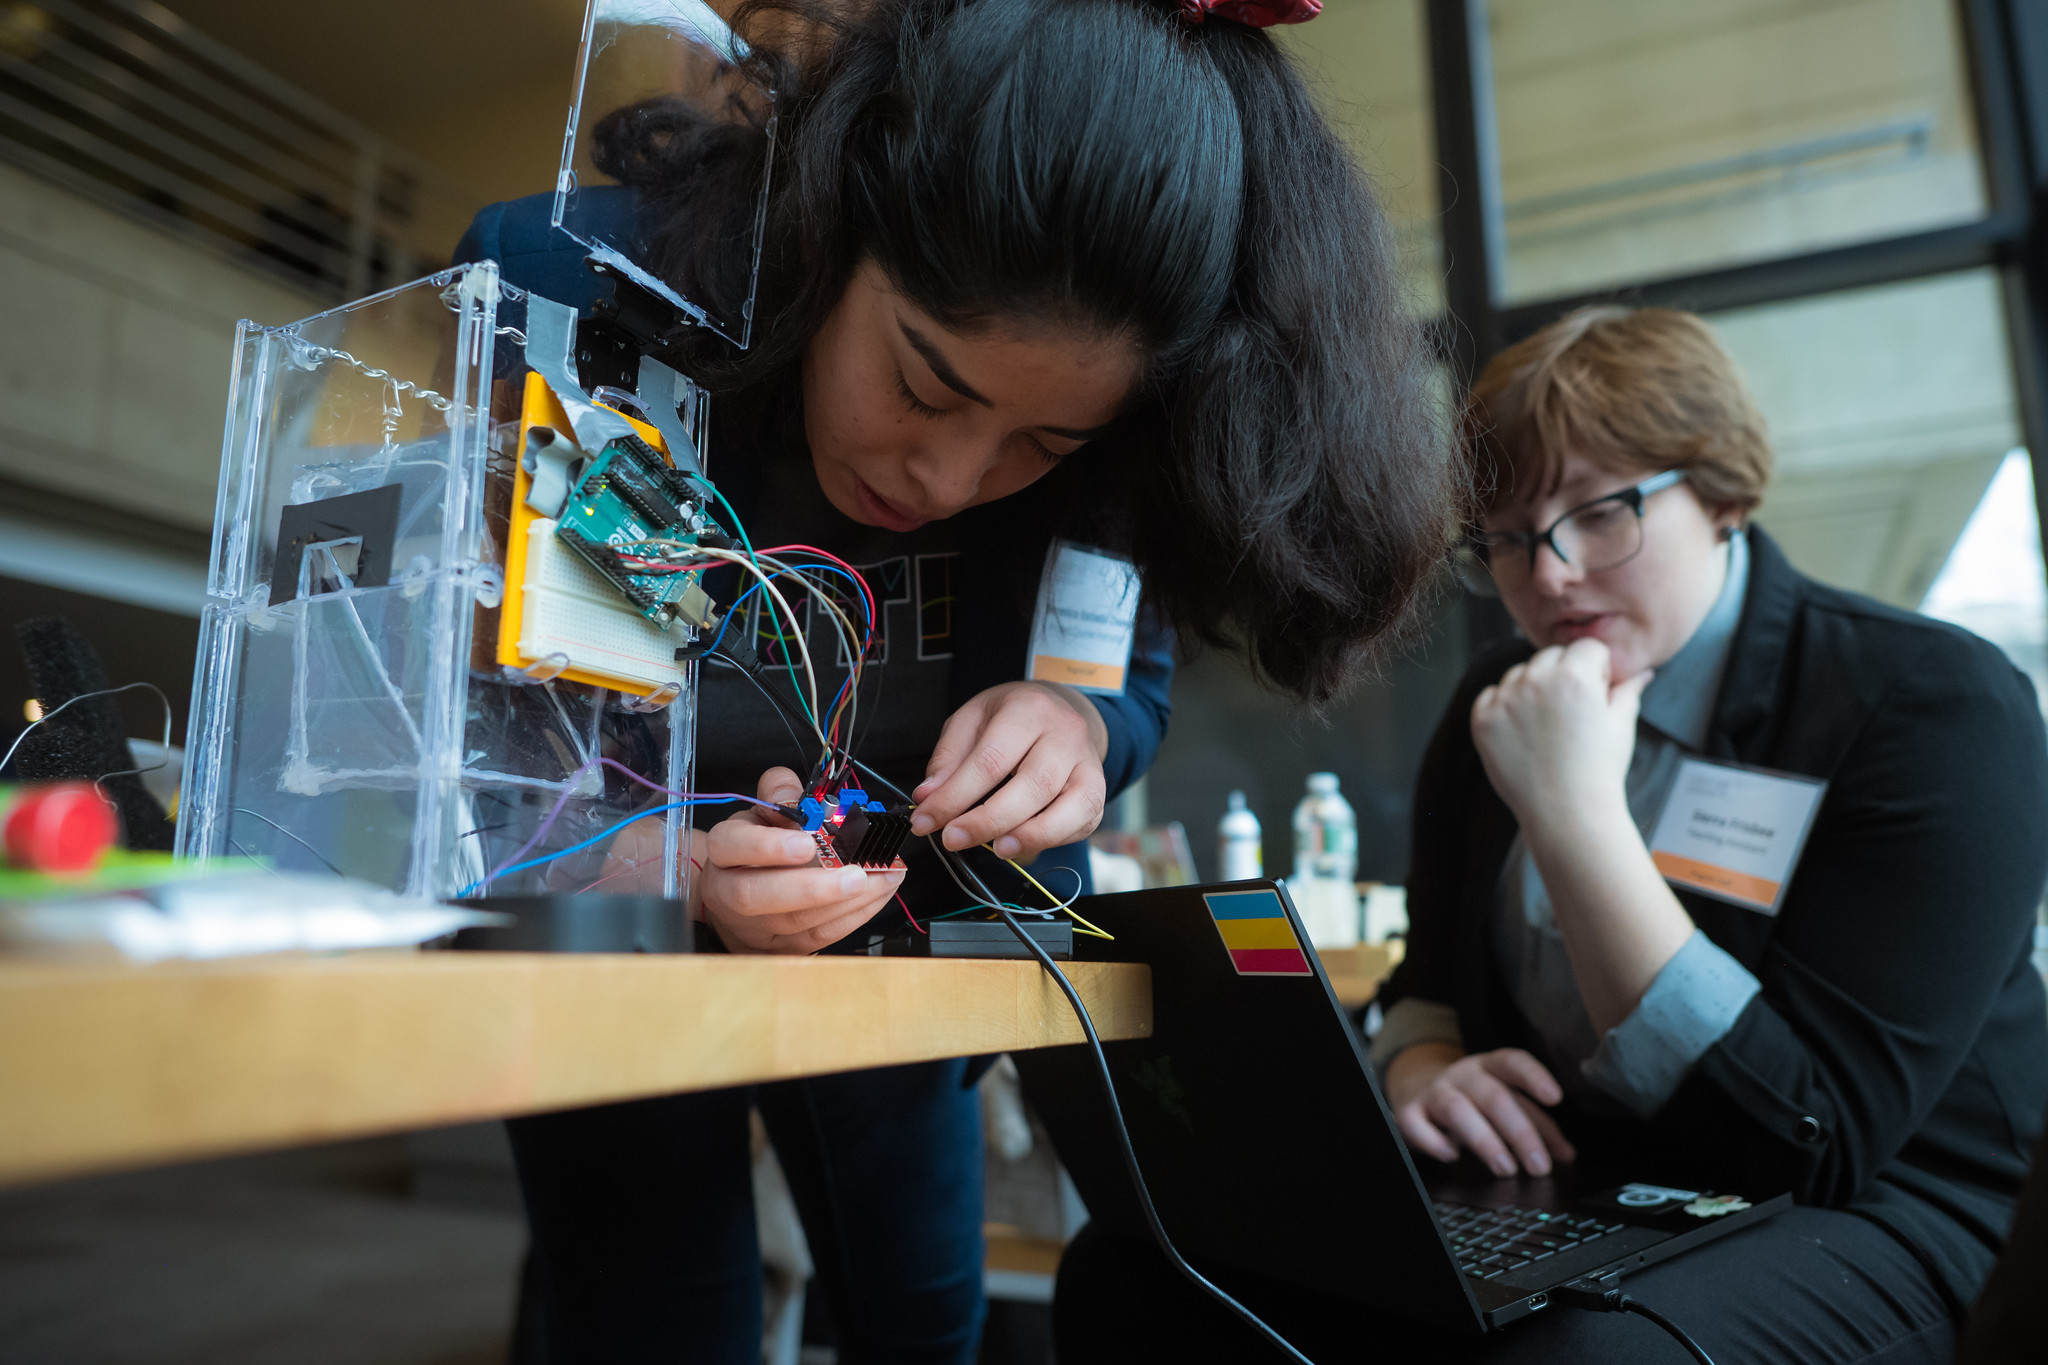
left=555, top=0, right=775, bottom=347
left=178, top=263, right=695, bottom=904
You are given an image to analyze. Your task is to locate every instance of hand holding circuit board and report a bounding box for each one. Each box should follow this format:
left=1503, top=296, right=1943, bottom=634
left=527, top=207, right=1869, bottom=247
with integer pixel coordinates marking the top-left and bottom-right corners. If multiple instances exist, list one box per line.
left=696, top=768, right=906, bottom=954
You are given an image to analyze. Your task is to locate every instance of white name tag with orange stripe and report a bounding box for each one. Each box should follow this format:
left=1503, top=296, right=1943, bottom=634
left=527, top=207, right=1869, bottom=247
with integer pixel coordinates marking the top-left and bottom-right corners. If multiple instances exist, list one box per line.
left=1026, top=540, right=1140, bottom=696
left=1648, top=758, right=1825, bottom=916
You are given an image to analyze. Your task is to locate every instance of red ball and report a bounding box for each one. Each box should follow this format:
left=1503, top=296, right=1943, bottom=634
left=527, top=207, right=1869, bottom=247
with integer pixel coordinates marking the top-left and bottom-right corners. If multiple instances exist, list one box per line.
left=3, top=782, right=118, bottom=873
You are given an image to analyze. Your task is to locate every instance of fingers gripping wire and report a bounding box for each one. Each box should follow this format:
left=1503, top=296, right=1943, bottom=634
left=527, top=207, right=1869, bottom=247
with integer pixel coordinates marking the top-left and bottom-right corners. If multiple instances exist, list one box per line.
left=700, top=571, right=1302, bottom=1354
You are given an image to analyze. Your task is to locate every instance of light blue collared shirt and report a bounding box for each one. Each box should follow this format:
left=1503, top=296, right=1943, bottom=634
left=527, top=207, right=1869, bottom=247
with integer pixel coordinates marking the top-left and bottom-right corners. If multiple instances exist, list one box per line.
left=1374, top=532, right=1763, bottom=1119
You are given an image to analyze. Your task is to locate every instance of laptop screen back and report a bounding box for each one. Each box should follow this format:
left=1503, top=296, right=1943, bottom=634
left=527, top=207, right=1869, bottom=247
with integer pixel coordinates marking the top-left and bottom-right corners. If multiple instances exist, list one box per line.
left=1013, top=881, right=1483, bottom=1335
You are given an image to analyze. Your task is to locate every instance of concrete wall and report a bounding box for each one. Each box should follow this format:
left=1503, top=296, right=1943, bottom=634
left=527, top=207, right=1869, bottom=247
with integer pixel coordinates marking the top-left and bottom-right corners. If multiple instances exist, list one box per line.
left=1716, top=269, right=2023, bottom=608
left=1279, top=0, right=1442, bottom=311
left=0, top=159, right=323, bottom=531
left=1490, top=0, right=1986, bottom=301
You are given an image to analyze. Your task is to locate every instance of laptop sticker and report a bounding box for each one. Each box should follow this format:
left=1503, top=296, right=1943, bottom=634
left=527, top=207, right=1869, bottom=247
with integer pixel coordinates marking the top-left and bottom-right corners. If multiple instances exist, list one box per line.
left=1647, top=757, right=1827, bottom=916
left=1203, top=889, right=1314, bottom=977
left=1615, top=1182, right=1700, bottom=1208
left=1683, top=1195, right=1752, bottom=1218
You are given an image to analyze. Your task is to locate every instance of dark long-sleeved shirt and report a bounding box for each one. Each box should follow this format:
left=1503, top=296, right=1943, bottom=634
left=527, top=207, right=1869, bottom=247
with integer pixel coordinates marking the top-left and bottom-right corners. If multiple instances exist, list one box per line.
left=453, top=188, right=1174, bottom=917
left=1381, top=525, right=2048, bottom=1312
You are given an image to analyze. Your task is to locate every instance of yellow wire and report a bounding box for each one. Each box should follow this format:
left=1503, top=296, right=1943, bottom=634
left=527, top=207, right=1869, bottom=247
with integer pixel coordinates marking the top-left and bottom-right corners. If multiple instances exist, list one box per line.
left=998, top=849, right=1116, bottom=942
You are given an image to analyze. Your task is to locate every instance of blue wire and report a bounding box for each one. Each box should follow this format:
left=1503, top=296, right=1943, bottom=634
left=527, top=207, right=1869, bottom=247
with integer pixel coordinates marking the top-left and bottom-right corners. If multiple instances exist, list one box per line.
left=457, top=797, right=746, bottom=898
left=704, top=579, right=763, bottom=657
left=700, top=562, right=874, bottom=724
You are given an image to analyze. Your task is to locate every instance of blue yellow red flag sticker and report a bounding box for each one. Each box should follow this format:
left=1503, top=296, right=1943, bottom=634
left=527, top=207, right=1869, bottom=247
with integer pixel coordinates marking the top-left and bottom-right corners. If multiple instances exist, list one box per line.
left=1202, top=889, right=1314, bottom=976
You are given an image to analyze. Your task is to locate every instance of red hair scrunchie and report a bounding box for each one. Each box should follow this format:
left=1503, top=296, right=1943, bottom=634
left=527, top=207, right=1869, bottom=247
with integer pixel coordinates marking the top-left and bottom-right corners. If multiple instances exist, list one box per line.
left=1179, top=0, right=1322, bottom=26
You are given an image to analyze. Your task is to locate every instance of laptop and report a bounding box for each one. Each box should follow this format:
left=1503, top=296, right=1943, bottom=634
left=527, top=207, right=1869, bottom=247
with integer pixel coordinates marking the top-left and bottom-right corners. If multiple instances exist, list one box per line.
left=1012, top=880, right=1788, bottom=1334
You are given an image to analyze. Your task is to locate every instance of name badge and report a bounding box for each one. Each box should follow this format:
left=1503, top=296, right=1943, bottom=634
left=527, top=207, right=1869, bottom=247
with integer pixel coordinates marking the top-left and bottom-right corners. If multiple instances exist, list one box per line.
left=1647, top=757, right=1826, bottom=916
left=1026, top=540, right=1141, bottom=696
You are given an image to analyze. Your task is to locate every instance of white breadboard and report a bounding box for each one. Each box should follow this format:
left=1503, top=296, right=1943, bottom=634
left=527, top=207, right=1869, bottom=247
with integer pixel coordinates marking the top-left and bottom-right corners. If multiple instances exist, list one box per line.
left=518, top=518, right=685, bottom=692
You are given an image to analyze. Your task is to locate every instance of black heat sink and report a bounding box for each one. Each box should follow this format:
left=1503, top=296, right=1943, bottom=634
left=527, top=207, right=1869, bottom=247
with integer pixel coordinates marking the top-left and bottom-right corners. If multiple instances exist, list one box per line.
left=830, top=805, right=912, bottom=867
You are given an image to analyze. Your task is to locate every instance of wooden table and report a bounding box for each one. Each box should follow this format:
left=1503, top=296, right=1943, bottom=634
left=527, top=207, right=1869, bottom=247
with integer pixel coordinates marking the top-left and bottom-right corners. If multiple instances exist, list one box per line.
left=1319, top=940, right=1403, bottom=1009
left=0, top=952, right=1151, bottom=1189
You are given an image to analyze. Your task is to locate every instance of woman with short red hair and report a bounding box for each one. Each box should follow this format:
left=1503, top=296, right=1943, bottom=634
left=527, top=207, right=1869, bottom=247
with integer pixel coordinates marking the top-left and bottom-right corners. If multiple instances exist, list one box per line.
left=1380, top=306, right=2048, bottom=1360
left=1056, top=306, right=2048, bottom=1362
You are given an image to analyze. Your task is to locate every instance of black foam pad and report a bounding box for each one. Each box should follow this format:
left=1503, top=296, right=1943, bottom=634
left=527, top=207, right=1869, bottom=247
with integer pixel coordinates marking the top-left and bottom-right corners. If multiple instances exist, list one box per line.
left=13, top=616, right=175, bottom=851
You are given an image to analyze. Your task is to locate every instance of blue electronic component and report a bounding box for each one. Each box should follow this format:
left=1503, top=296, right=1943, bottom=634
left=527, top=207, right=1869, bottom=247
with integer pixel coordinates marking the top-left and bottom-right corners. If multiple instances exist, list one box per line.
left=797, top=797, right=829, bottom=831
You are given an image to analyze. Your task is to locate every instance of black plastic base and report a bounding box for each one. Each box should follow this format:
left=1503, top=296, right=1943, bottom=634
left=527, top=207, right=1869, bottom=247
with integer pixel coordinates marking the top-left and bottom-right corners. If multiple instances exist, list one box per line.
left=448, top=895, right=692, bottom=953
left=880, top=917, right=1073, bottom=960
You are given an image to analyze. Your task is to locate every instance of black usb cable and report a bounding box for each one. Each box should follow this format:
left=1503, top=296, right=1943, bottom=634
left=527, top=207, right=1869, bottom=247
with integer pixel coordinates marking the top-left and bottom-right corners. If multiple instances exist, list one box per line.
left=915, top=839, right=1315, bottom=1365
left=1557, top=1274, right=1718, bottom=1364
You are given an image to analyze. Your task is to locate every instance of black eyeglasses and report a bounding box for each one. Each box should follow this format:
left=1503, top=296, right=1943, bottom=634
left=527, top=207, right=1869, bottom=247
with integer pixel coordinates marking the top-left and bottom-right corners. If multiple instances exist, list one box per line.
left=1457, top=469, right=1687, bottom=597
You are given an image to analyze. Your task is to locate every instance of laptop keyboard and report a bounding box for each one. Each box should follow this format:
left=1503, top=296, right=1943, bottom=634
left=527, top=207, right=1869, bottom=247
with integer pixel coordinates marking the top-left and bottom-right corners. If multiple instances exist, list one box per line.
left=1432, top=1201, right=1627, bottom=1281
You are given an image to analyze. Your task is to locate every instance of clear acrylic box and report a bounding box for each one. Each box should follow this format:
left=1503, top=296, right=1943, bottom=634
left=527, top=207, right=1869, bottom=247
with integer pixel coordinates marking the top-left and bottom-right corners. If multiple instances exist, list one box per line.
left=176, top=0, right=775, bottom=905
left=178, top=265, right=693, bottom=901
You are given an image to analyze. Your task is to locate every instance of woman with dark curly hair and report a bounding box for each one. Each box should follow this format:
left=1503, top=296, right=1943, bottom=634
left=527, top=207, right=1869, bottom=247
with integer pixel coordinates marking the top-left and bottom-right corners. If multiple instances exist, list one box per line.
left=457, top=0, right=1458, bottom=1357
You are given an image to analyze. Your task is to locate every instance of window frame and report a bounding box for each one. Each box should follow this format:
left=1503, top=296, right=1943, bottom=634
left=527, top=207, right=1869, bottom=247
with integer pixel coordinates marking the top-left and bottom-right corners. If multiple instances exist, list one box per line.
left=1426, top=0, right=2048, bottom=606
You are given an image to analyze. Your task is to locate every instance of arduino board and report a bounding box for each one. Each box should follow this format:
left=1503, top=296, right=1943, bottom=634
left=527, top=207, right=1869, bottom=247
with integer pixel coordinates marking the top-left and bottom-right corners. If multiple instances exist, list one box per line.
left=555, top=434, right=728, bottom=632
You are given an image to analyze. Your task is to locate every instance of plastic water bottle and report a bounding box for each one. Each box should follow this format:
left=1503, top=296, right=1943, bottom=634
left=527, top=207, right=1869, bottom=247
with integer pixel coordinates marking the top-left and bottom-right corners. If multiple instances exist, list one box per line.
left=1290, top=772, right=1359, bottom=947
left=1218, top=789, right=1262, bottom=881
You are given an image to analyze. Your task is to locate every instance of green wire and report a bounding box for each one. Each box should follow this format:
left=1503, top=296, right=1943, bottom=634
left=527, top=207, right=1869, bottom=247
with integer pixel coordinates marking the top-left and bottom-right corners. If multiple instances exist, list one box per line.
left=694, top=472, right=814, bottom=728
left=928, top=904, right=1052, bottom=921
left=703, top=479, right=758, bottom=567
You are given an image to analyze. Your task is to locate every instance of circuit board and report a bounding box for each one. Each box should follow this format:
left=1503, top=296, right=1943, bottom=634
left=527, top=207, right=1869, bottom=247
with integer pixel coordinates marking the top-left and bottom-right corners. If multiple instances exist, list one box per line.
left=555, top=434, right=726, bottom=632
left=796, top=789, right=914, bottom=870
left=811, top=830, right=909, bottom=873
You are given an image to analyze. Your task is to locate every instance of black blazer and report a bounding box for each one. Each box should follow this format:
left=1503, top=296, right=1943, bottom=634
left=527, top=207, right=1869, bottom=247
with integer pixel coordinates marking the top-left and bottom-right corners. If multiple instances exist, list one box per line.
left=1382, top=527, right=2048, bottom=1310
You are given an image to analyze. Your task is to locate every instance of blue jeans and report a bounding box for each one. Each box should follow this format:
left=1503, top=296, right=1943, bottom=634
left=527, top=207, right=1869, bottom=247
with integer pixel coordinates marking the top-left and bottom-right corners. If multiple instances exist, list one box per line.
left=506, top=1058, right=987, bottom=1364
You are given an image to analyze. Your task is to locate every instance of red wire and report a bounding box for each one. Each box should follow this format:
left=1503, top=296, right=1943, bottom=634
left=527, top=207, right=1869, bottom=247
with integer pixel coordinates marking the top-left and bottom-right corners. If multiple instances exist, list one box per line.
left=762, top=544, right=876, bottom=627
left=895, top=889, right=924, bottom=934
left=575, top=860, right=652, bottom=895
left=761, top=544, right=878, bottom=664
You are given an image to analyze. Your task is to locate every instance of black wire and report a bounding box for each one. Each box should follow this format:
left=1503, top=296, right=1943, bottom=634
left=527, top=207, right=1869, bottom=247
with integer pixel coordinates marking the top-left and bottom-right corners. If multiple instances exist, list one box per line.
left=230, top=807, right=344, bottom=877
left=730, top=629, right=1294, bottom=1359
left=985, top=895, right=1316, bottom=1365
left=922, top=840, right=1310, bottom=1363
left=708, top=647, right=812, bottom=765
left=1618, top=1298, right=1717, bottom=1365
left=710, top=638, right=916, bottom=810
left=849, top=756, right=914, bottom=805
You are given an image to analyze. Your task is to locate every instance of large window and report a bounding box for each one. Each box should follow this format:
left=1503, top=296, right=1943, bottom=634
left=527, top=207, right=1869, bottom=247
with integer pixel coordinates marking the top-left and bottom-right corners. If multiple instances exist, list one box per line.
left=1708, top=269, right=2023, bottom=607
left=1426, top=0, right=2048, bottom=683
left=1923, top=450, right=2048, bottom=700
left=1280, top=1, right=1442, bottom=312
left=1144, top=1, right=2048, bottom=884
left=1489, top=0, right=1989, bottom=303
